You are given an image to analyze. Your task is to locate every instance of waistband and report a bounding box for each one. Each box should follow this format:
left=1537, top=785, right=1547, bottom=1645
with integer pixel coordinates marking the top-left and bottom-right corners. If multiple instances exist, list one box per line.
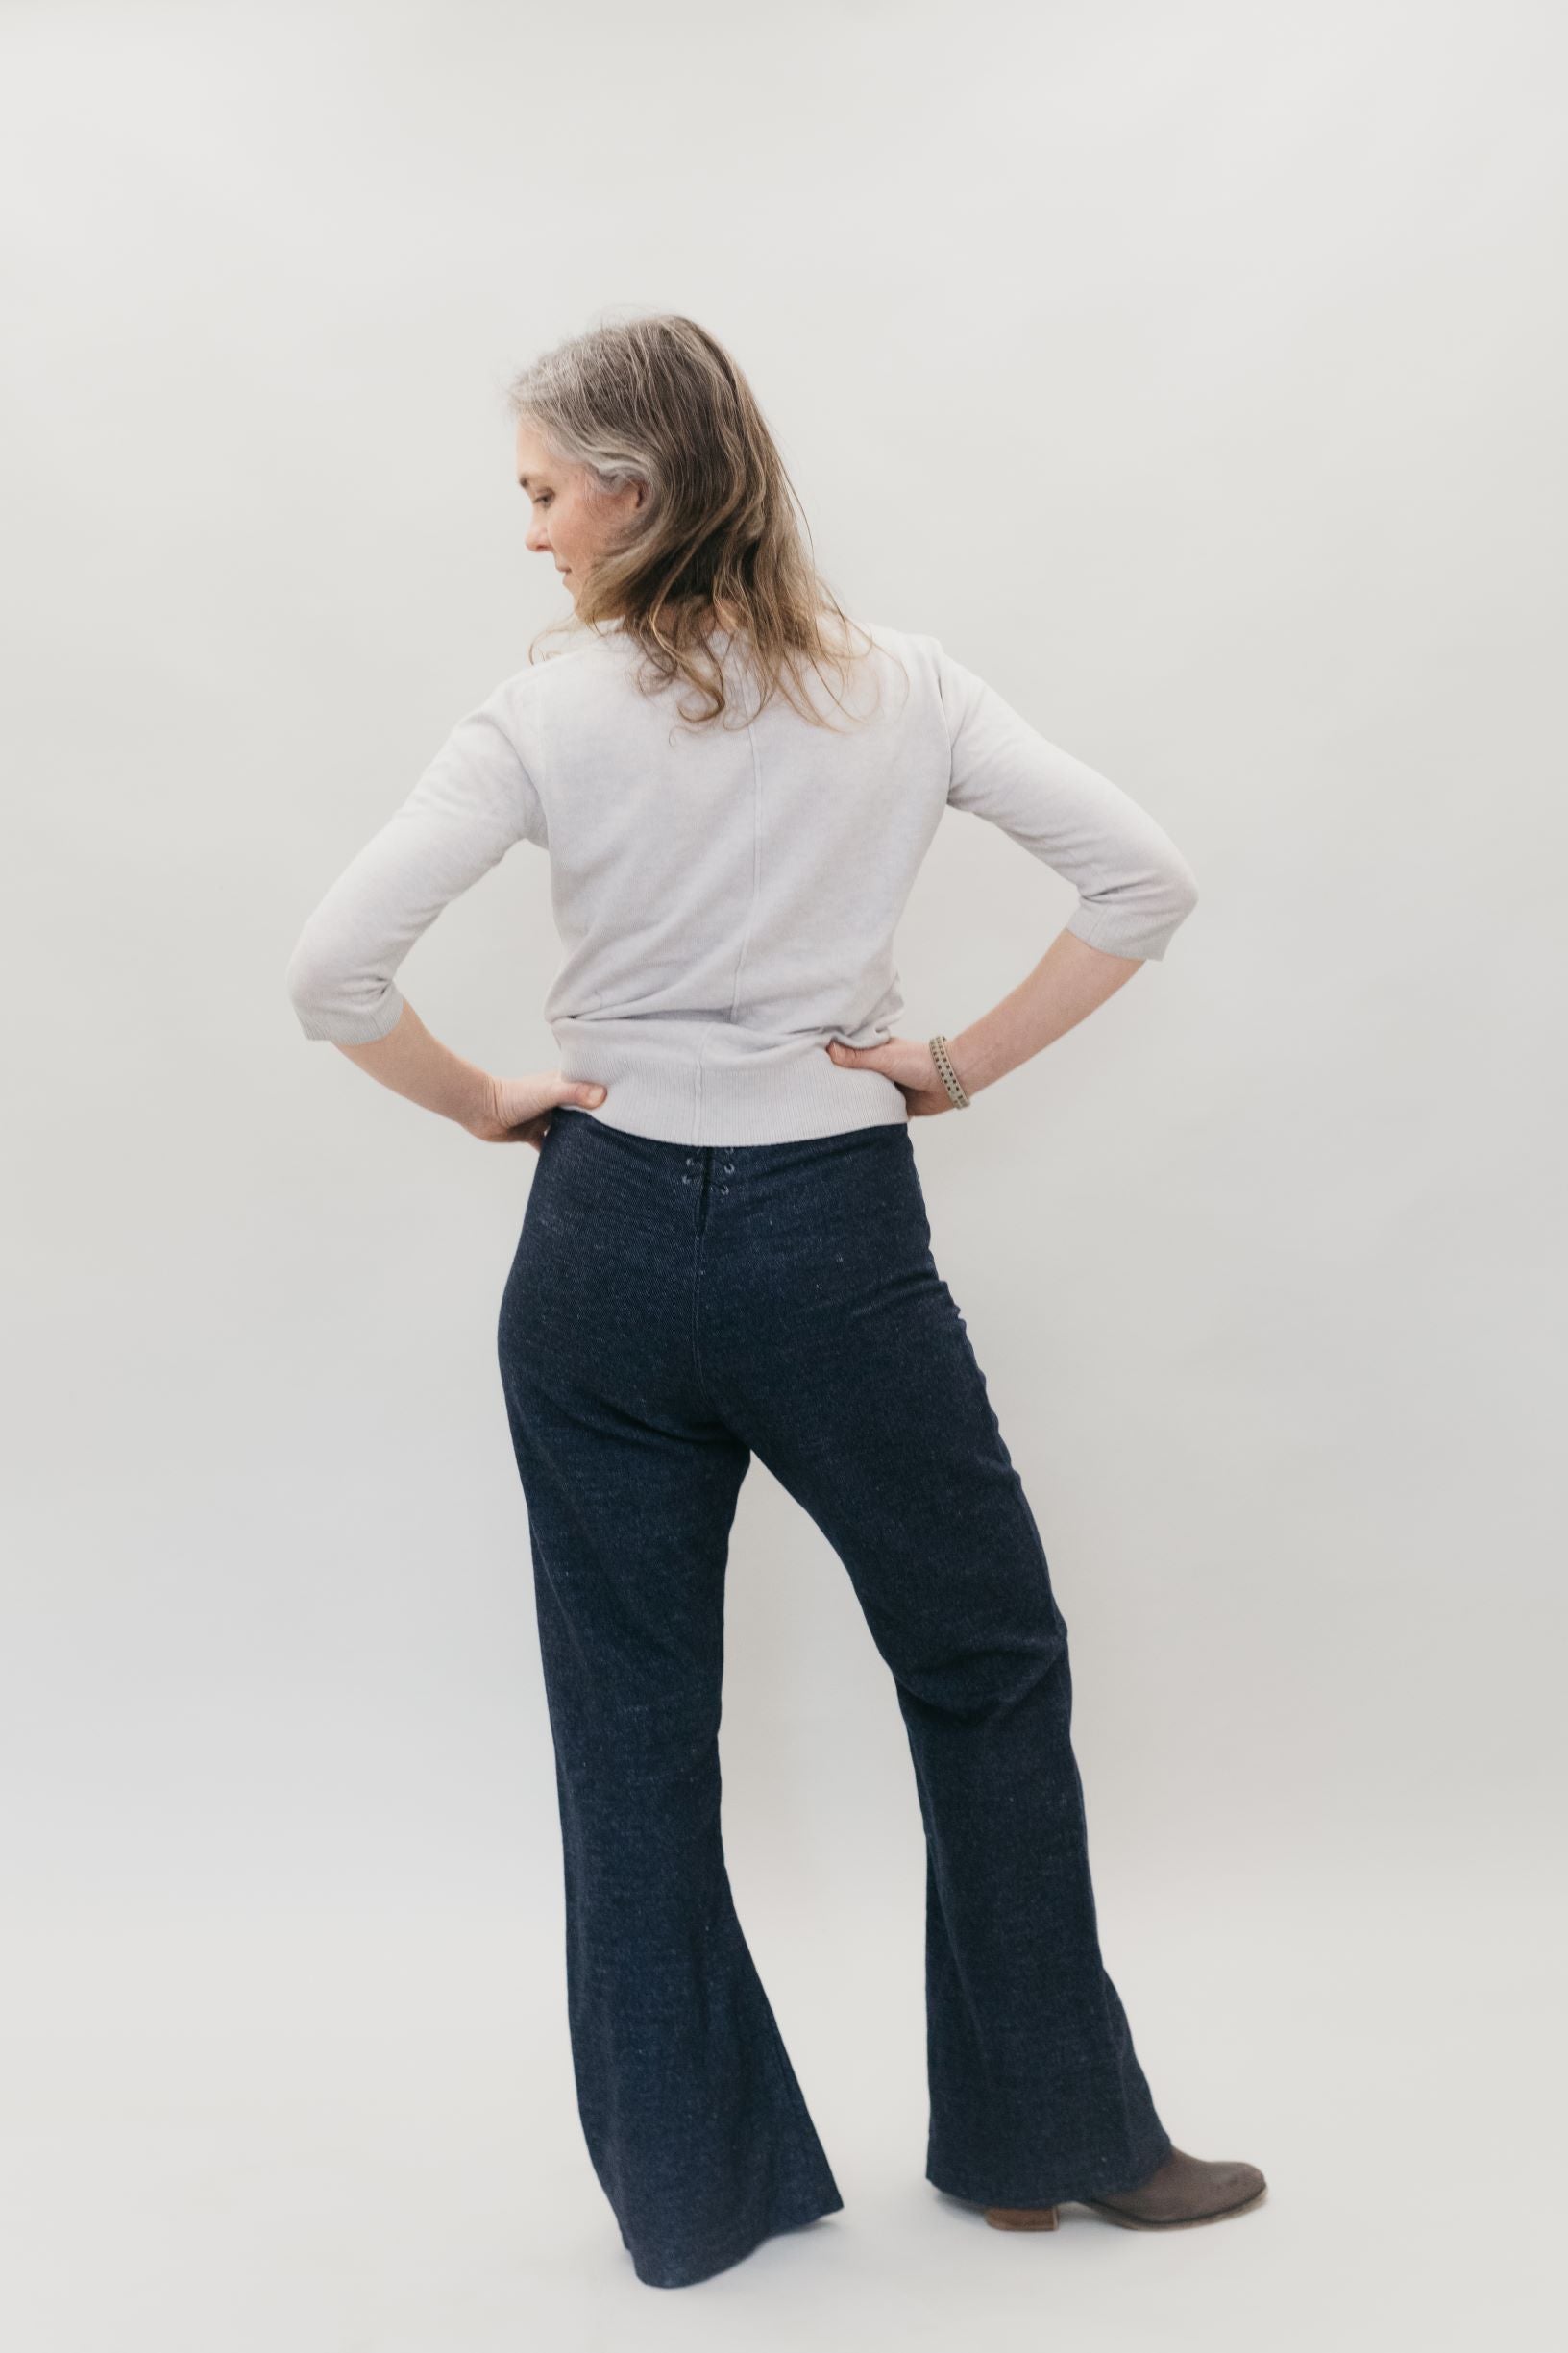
left=549, top=1019, right=911, bottom=1147
left=542, top=1102, right=922, bottom=1241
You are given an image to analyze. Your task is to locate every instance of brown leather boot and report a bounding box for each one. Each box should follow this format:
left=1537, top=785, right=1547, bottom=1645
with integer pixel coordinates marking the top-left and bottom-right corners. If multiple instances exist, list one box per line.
left=985, top=2145, right=1267, bottom=2233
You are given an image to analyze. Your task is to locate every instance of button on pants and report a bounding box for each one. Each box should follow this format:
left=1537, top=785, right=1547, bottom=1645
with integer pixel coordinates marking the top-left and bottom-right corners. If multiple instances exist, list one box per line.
left=497, top=1108, right=1172, bottom=2288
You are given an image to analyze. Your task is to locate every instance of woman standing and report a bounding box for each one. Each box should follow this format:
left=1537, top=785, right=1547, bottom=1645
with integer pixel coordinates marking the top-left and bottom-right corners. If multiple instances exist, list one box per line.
left=285, top=313, right=1265, bottom=2291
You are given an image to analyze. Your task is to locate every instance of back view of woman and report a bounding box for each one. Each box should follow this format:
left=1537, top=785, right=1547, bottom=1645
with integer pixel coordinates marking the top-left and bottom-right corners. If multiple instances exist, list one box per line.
left=285, top=312, right=1265, bottom=2291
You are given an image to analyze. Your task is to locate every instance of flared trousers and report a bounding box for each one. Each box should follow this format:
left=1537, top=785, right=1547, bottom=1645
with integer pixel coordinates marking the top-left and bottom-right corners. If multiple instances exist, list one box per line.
left=497, top=1106, right=1171, bottom=2287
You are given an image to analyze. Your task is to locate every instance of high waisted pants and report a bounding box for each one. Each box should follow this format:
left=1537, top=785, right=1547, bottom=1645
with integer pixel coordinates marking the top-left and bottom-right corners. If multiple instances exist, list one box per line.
left=497, top=1108, right=1171, bottom=2288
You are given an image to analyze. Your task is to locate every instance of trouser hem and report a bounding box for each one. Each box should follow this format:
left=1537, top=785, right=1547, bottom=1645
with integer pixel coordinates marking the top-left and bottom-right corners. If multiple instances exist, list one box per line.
left=629, top=2183, right=845, bottom=2290
left=926, top=2122, right=1175, bottom=2215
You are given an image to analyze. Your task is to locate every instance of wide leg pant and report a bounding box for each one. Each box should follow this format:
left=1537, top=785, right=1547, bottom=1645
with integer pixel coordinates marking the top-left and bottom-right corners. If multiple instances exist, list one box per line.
left=497, top=1108, right=1172, bottom=2288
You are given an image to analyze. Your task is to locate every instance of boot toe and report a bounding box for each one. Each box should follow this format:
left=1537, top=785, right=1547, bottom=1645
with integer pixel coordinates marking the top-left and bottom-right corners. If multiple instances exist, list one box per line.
left=1087, top=2145, right=1267, bottom=2227
left=1188, top=2155, right=1267, bottom=2216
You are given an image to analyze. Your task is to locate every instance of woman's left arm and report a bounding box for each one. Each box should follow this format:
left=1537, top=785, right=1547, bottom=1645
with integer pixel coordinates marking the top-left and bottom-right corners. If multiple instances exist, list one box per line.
left=285, top=681, right=604, bottom=1140
left=331, top=1000, right=604, bottom=1144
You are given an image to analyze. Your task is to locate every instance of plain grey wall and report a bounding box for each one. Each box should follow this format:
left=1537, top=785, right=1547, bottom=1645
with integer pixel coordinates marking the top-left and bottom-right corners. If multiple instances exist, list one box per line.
left=4, top=2, right=1562, bottom=2344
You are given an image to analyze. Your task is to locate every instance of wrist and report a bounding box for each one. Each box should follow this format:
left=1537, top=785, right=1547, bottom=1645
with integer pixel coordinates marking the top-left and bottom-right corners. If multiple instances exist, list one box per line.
left=948, top=1027, right=997, bottom=1092
left=944, top=1032, right=997, bottom=1099
left=458, top=1066, right=503, bottom=1136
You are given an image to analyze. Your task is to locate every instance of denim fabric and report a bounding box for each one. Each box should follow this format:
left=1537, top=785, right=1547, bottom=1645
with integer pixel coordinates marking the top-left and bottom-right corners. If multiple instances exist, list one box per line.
left=497, top=1107, right=1172, bottom=2288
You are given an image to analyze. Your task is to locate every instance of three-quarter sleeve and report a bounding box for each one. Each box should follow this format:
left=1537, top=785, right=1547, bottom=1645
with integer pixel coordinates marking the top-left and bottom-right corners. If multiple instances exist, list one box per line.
left=934, top=643, right=1199, bottom=962
left=285, top=683, right=549, bottom=1043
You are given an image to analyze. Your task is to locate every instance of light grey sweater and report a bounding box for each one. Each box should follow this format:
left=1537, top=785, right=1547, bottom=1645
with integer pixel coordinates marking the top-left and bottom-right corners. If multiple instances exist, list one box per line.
left=285, top=620, right=1199, bottom=1145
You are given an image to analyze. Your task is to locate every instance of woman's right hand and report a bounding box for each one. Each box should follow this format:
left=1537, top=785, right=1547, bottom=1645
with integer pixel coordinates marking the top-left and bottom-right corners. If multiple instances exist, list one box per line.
left=468, top=1069, right=608, bottom=1150
left=824, top=1035, right=968, bottom=1117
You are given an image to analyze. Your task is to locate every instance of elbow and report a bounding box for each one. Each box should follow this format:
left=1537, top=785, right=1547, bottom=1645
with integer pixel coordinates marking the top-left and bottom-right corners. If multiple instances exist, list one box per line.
left=285, top=927, right=367, bottom=1043
left=1168, top=852, right=1200, bottom=923
left=1148, top=848, right=1200, bottom=943
left=285, top=932, right=403, bottom=1043
left=1141, top=856, right=1200, bottom=961
left=284, top=927, right=336, bottom=1039
left=1072, top=854, right=1199, bottom=965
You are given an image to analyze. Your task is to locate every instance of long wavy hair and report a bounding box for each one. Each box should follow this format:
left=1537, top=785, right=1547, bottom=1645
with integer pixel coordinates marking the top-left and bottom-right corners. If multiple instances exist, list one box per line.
left=502, top=312, right=883, bottom=734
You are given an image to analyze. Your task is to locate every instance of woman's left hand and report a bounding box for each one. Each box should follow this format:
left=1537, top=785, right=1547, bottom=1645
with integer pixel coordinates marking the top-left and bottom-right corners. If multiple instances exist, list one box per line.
left=466, top=1070, right=608, bottom=1150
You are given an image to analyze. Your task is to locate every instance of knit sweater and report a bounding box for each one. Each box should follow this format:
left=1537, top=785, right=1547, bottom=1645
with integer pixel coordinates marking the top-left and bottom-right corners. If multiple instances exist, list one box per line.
left=284, top=620, right=1199, bottom=1145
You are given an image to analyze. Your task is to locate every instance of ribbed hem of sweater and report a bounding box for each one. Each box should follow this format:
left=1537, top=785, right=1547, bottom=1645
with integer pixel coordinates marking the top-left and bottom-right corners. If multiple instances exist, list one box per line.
left=550, top=1020, right=911, bottom=1146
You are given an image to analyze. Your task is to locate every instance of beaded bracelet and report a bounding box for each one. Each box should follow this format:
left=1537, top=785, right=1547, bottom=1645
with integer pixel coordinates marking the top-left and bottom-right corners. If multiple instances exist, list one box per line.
left=928, top=1034, right=971, bottom=1109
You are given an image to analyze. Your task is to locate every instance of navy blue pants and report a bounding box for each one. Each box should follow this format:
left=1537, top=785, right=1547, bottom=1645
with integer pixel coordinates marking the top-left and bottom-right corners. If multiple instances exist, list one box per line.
left=497, top=1109, right=1171, bottom=2287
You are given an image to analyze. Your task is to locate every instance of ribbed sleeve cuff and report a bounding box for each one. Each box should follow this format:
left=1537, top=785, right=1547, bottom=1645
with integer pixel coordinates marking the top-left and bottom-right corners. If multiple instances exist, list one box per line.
left=290, top=986, right=406, bottom=1044
left=1065, top=879, right=1199, bottom=965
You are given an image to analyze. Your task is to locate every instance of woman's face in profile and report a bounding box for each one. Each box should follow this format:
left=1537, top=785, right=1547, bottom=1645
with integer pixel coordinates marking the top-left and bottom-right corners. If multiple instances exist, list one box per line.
left=515, top=420, right=644, bottom=606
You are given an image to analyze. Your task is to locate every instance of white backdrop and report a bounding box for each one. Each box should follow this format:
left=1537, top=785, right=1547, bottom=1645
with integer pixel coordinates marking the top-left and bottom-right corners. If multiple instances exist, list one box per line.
left=4, top=2, right=1563, bottom=2345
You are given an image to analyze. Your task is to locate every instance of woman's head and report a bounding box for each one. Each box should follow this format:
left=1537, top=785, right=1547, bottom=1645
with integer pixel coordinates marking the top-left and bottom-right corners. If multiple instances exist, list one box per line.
left=513, top=416, right=645, bottom=607
left=504, top=312, right=875, bottom=730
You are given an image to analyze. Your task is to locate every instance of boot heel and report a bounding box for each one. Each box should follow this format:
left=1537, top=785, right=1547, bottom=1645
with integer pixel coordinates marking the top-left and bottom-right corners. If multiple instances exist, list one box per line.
left=984, top=2204, right=1060, bottom=2231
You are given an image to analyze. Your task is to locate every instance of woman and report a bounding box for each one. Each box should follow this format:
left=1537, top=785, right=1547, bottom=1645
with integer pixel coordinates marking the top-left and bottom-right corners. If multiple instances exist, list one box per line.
left=285, top=313, right=1265, bottom=2291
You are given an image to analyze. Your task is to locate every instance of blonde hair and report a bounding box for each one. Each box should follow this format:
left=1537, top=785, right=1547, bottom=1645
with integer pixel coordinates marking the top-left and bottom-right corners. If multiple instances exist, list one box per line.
left=503, top=311, right=882, bottom=734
